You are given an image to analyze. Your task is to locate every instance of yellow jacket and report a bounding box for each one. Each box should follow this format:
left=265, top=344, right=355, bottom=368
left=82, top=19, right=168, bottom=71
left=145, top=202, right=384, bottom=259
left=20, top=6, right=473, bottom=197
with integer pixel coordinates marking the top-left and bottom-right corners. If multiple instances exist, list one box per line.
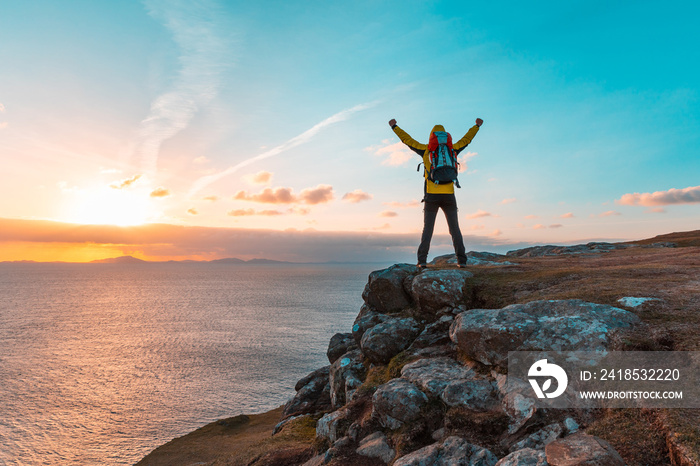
left=392, top=123, right=479, bottom=194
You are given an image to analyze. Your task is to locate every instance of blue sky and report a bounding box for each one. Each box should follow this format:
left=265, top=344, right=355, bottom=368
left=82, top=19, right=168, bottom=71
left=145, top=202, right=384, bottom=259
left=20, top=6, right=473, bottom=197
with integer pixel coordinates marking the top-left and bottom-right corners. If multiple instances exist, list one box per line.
left=0, top=0, right=698, bottom=261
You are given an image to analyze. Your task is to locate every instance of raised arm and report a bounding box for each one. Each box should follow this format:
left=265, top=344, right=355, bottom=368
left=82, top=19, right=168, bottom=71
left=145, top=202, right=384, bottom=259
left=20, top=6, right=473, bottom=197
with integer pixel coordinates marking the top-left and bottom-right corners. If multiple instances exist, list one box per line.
left=388, top=119, right=426, bottom=156
left=453, top=118, right=483, bottom=153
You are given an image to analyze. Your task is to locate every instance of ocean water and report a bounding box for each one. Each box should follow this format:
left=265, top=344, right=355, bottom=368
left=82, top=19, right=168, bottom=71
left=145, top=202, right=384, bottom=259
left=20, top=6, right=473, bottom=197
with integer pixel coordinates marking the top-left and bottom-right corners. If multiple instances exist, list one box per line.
left=0, top=262, right=382, bottom=465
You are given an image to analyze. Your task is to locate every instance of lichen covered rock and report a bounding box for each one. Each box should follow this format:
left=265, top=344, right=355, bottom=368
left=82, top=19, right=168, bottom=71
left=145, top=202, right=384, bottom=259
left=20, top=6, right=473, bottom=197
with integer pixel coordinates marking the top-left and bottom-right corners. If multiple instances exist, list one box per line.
left=327, top=332, right=358, bottom=364
left=510, top=422, right=564, bottom=452
left=400, top=357, right=499, bottom=411
left=329, top=349, right=366, bottom=408
left=360, top=316, right=422, bottom=364
left=496, top=448, right=548, bottom=466
left=410, top=269, right=473, bottom=313
left=356, top=431, right=396, bottom=464
left=545, top=432, right=625, bottom=465
left=283, top=365, right=332, bottom=419
left=372, top=378, right=429, bottom=430
left=352, top=304, right=389, bottom=345
left=450, top=299, right=641, bottom=368
left=393, top=436, right=498, bottom=466
left=362, top=264, right=419, bottom=313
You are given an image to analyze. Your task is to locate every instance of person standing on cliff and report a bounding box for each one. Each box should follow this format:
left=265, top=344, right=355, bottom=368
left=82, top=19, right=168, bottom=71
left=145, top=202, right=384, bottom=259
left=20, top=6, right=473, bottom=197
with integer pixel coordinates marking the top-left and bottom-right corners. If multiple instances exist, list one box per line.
left=388, top=117, right=483, bottom=268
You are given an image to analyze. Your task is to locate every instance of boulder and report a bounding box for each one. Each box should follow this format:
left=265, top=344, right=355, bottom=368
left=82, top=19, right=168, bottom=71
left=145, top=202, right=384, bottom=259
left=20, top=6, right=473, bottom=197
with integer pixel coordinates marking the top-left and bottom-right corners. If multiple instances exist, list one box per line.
left=393, top=436, right=498, bottom=466
left=362, top=264, right=419, bottom=313
left=372, top=378, right=429, bottom=430
left=327, top=332, right=358, bottom=364
left=430, top=252, right=516, bottom=267
left=502, top=391, right=538, bottom=434
left=408, top=315, right=455, bottom=349
left=329, top=350, right=366, bottom=408
left=360, top=316, right=422, bottom=364
left=352, top=304, right=389, bottom=345
left=400, top=357, right=499, bottom=411
left=283, top=365, right=332, bottom=418
left=510, top=422, right=564, bottom=451
left=316, top=408, right=351, bottom=443
left=401, top=357, right=477, bottom=397
left=441, top=378, right=500, bottom=411
left=545, top=432, right=625, bottom=465
left=356, top=431, right=396, bottom=464
left=496, top=448, right=549, bottom=466
left=410, top=269, right=473, bottom=313
left=450, top=300, right=641, bottom=368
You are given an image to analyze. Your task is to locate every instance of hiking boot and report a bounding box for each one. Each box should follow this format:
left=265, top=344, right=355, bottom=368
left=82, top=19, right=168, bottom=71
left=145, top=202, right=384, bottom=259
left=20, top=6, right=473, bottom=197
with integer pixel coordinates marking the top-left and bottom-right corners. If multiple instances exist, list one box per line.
left=457, top=263, right=467, bottom=268
left=417, top=263, right=427, bottom=269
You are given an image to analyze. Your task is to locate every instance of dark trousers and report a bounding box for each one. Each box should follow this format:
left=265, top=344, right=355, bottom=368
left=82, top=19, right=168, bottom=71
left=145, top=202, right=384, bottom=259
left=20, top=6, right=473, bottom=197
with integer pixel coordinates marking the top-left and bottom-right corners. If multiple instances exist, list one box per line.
left=417, top=193, right=467, bottom=265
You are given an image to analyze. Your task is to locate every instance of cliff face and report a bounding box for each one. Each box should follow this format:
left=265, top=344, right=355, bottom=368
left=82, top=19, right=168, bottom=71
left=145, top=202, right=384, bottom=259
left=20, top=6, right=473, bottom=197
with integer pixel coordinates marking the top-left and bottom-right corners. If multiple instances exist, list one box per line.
left=283, top=263, right=641, bottom=465
left=139, top=234, right=700, bottom=466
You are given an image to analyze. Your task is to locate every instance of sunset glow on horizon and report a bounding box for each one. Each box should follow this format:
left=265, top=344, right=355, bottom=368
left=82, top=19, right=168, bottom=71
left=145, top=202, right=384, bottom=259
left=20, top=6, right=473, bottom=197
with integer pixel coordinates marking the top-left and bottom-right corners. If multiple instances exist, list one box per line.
left=1, top=1, right=699, bottom=263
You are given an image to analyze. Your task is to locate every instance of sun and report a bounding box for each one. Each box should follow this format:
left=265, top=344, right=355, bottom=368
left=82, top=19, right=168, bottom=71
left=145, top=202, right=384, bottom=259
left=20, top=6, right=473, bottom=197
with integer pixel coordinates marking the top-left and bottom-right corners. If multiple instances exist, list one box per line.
left=66, top=185, right=157, bottom=226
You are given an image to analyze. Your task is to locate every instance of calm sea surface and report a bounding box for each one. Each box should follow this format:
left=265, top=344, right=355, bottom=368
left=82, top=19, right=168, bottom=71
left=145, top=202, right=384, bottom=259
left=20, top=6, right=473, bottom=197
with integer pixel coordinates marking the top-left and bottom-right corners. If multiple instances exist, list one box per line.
left=0, top=262, right=383, bottom=465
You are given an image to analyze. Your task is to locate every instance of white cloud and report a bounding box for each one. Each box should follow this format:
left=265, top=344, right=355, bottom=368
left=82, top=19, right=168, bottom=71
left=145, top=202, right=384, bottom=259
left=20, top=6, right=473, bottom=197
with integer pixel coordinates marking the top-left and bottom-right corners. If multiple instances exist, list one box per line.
left=599, top=210, right=621, bottom=217
left=458, top=151, right=477, bottom=173
left=343, top=189, right=373, bottom=203
left=244, top=170, right=273, bottom=185
left=150, top=187, right=171, bottom=198
left=234, top=185, right=335, bottom=205
left=560, top=212, right=574, bottom=218
left=501, top=198, right=517, bottom=205
left=368, top=140, right=414, bottom=166
left=466, top=209, right=492, bottom=219
left=617, top=185, right=700, bottom=206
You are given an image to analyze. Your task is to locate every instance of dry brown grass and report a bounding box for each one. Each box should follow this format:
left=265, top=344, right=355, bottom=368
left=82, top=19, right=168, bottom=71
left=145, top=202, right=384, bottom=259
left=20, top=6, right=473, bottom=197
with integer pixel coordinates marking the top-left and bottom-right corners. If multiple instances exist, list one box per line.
left=136, top=406, right=317, bottom=466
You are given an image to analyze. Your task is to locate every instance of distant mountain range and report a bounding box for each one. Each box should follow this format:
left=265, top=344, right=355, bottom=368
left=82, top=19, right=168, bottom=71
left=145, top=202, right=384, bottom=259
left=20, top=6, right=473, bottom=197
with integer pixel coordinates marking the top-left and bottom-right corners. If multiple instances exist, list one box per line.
left=92, top=256, right=294, bottom=264
left=0, top=255, right=298, bottom=265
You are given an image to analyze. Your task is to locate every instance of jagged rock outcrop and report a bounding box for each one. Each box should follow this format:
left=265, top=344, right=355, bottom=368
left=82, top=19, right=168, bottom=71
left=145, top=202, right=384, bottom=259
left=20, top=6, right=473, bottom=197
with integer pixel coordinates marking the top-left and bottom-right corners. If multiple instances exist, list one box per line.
left=410, top=269, right=473, bottom=314
left=283, top=365, right=331, bottom=419
left=408, top=315, right=455, bottom=350
left=360, top=316, right=422, bottom=364
left=327, top=332, right=358, bottom=364
left=393, top=436, right=499, bottom=466
left=285, top=264, right=634, bottom=466
left=362, top=263, right=419, bottom=313
left=400, top=357, right=499, bottom=411
left=352, top=304, right=389, bottom=345
left=316, top=408, right=351, bottom=443
left=450, top=299, right=641, bottom=368
left=329, top=349, right=366, bottom=408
